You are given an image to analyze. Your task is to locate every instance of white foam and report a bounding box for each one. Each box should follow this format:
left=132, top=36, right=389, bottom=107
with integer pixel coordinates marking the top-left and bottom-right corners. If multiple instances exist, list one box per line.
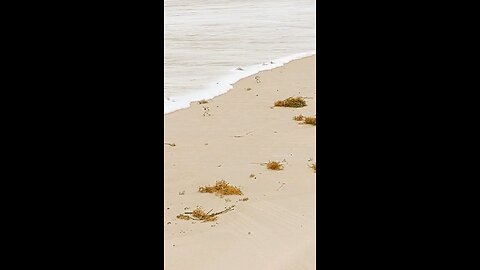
left=164, top=50, right=315, bottom=114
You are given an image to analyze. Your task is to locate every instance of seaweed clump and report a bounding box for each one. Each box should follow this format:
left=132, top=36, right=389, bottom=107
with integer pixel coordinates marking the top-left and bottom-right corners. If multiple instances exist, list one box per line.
left=304, top=116, right=316, bottom=126
left=266, top=161, right=284, bottom=170
left=274, top=97, right=307, bottom=108
left=199, top=180, right=243, bottom=196
left=176, top=206, right=235, bottom=222
left=293, top=115, right=316, bottom=126
left=191, top=208, right=217, bottom=222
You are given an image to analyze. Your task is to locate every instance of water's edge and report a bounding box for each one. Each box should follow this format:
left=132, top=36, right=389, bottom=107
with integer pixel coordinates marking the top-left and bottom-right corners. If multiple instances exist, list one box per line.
left=164, top=50, right=316, bottom=115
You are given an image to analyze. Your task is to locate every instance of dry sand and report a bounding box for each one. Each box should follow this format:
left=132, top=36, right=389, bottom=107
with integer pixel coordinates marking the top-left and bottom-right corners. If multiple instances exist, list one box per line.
left=164, top=55, right=316, bottom=270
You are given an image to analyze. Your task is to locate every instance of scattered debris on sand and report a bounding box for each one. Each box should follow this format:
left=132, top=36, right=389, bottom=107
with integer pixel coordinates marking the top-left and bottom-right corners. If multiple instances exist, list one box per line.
left=233, top=130, right=254, bottom=138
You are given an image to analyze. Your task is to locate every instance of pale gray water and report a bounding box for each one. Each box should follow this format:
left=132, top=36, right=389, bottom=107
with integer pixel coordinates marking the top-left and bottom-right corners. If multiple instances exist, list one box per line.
left=164, top=0, right=316, bottom=113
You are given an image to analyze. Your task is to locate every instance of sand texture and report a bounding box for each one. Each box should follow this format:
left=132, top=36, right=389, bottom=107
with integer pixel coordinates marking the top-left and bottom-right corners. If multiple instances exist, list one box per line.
left=164, top=56, right=316, bottom=270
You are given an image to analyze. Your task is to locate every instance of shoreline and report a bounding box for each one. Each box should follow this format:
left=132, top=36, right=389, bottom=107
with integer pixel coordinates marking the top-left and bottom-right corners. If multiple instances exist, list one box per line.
left=164, top=55, right=316, bottom=269
left=164, top=51, right=316, bottom=114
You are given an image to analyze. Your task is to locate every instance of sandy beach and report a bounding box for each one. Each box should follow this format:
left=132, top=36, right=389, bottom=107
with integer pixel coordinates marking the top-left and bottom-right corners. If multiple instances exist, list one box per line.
left=164, top=55, right=316, bottom=270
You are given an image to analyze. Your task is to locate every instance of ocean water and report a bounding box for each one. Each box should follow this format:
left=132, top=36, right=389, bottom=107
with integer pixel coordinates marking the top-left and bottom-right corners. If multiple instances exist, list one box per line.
left=164, top=0, right=316, bottom=114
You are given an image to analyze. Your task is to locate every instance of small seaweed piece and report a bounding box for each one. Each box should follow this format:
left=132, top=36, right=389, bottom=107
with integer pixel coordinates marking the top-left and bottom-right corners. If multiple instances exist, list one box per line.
left=176, top=214, right=191, bottom=220
left=266, top=161, right=284, bottom=170
left=293, top=115, right=305, bottom=121
left=310, top=162, right=316, bottom=172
